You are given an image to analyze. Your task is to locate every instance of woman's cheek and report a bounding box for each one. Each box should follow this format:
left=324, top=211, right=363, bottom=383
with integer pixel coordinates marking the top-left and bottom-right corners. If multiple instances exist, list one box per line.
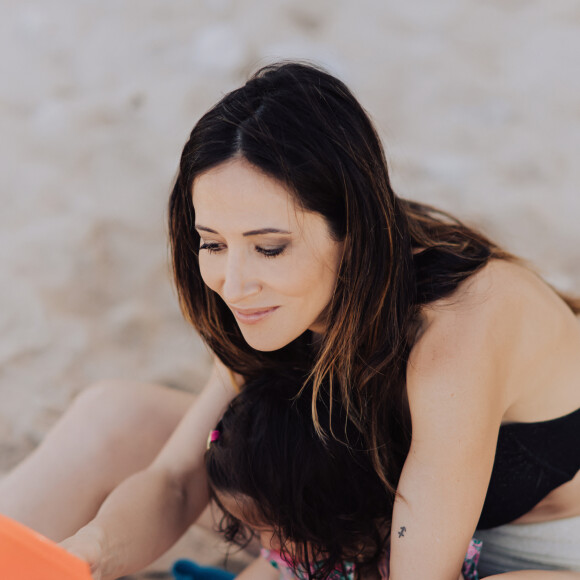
left=198, top=258, right=217, bottom=291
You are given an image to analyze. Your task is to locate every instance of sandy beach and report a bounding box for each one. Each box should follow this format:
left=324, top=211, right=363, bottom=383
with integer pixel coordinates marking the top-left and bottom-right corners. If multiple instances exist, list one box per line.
left=1, top=1, right=579, bottom=576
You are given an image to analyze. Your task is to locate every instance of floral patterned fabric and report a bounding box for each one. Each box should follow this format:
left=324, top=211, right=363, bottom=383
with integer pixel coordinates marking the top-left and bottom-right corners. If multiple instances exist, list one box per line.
left=462, top=538, right=482, bottom=580
left=261, top=538, right=482, bottom=580
left=260, top=548, right=356, bottom=580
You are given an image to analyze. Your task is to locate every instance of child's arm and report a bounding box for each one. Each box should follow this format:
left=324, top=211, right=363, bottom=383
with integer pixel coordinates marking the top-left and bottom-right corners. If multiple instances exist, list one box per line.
left=236, top=556, right=280, bottom=580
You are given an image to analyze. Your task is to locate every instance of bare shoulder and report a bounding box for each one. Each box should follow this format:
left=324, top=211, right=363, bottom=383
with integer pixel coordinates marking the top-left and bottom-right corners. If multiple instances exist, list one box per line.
left=421, top=258, right=554, bottom=322
left=413, top=259, right=570, bottom=359
left=410, top=260, right=528, bottom=379
left=408, top=258, right=580, bottom=421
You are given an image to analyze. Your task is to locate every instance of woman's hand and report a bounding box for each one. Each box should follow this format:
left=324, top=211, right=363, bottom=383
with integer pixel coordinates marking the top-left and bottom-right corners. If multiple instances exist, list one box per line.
left=60, top=525, right=106, bottom=580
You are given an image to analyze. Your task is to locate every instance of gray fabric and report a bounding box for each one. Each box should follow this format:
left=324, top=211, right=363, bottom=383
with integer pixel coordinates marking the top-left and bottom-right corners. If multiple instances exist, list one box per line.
left=473, top=516, right=580, bottom=576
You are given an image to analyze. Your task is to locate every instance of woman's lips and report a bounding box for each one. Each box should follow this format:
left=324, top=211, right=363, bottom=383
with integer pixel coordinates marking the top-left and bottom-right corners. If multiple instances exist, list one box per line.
left=230, top=306, right=279, bottom=324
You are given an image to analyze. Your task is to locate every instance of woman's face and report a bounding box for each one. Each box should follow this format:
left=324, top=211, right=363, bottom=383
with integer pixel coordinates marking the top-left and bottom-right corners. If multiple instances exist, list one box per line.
left=192, top=158, right=343, bottom=352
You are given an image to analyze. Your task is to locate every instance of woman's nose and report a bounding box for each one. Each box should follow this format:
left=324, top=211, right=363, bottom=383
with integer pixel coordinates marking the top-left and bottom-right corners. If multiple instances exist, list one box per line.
left=221, top=253, right=260, bottom=303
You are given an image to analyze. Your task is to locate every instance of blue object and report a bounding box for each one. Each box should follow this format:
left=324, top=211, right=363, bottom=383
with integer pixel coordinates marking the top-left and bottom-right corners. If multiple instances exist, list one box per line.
left=172, top=559, right=236, bottom=580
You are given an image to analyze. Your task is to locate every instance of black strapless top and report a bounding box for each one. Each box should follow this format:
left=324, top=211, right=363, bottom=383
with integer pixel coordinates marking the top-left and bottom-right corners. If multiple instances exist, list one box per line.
left=477, top=407, right=580, bottom=529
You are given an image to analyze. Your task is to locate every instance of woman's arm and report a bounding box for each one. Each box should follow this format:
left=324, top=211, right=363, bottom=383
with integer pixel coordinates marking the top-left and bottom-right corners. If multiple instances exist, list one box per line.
left=61, top=358, right=239, bottom=580
left=389, top=283, right=518, bottom=580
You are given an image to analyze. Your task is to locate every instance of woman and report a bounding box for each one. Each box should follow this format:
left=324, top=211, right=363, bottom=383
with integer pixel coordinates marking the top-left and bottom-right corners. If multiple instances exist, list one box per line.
left=1, top=62, right=579, bottom=579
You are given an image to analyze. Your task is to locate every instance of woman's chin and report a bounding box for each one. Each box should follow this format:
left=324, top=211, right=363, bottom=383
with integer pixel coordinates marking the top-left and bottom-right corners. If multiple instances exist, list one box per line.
left=239, top=329, right=297, bottom=353
left=245, top=337, right=289, bottom=353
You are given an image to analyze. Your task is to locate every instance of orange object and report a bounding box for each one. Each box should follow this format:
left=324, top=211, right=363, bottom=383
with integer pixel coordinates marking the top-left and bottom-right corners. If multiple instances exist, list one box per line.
left=0, top=514, right=93, bottom=579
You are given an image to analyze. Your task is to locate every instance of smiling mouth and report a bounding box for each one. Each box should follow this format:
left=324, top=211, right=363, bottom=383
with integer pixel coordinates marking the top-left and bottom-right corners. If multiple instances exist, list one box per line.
left=230, top=306, right=279, bottom=324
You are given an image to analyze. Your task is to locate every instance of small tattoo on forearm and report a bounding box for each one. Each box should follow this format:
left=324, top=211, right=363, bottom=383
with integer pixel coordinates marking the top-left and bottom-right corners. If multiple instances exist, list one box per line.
left=398, top=526, right=406, bottom=538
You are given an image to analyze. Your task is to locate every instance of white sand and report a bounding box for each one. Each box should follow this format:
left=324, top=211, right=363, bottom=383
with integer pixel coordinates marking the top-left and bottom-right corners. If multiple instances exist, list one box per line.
left=1, top=0, right=579, bottom=574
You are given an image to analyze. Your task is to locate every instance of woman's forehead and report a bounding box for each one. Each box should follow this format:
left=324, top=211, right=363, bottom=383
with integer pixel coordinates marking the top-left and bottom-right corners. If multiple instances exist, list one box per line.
left=193, top=159, right=291, bottom=203
left=192, top=160, right=299, bottom=222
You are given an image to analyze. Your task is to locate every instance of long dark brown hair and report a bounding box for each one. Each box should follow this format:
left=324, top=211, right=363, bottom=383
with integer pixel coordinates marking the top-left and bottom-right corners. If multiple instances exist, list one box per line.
left=206, top=370, right=391, bottom=579
left=169, top=61, right=580, bottom=499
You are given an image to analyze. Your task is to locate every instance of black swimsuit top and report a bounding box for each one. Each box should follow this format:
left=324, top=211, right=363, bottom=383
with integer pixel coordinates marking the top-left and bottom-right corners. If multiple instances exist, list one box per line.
left=477, top=407, right=580, bottom=529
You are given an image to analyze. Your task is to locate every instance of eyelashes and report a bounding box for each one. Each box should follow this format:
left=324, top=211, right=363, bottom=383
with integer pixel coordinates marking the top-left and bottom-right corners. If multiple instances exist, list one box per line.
left=199, top=243, right=287, bottom=258
left=198, top=242, right=222, bottom=254
left=257, top=246, right=286, bottom=258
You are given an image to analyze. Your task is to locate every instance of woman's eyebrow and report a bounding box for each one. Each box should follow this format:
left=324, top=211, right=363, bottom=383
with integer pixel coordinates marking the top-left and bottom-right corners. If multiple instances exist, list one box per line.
left=242, top=228, right=292, bottom=236
left=195, top=225, right=292, bottom=236
left=195, top=225, right=218, bottom=233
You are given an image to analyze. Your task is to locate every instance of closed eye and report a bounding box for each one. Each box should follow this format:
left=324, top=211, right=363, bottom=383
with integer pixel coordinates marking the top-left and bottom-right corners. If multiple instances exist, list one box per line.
left=199, top=242, right=223, bottom=254
left=199, top=243, right=287, bottom=258
left=256, top=246, right=286, bottom=258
